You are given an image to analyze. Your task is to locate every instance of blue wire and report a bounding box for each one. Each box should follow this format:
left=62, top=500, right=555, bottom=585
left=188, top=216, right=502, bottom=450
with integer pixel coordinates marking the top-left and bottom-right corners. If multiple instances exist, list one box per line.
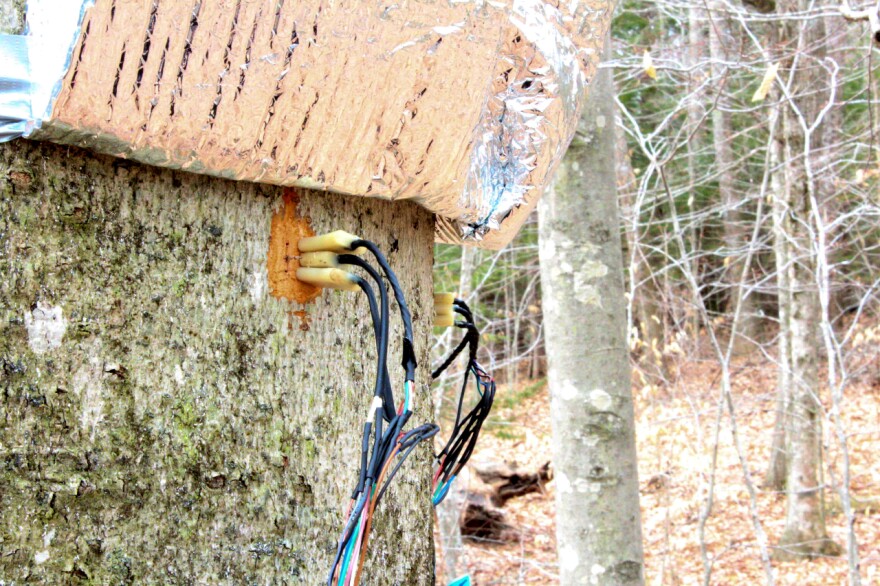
left=431, top=475, right=456, bottom=506
left=336, top=491, right=368, bottom=586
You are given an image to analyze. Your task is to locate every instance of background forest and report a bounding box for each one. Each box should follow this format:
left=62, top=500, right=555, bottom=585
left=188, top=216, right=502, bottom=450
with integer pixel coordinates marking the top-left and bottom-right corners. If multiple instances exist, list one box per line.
left=431, top=0, right=880, bottom=583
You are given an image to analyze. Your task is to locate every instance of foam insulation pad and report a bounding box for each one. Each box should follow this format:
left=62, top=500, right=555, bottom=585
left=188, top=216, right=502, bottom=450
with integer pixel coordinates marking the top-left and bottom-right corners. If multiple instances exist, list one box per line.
left=1, top=0, right=613, bottom=248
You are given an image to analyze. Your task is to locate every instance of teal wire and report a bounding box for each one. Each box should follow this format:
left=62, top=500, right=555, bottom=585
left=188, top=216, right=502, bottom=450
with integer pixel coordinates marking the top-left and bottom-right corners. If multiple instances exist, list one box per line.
left=472, top=369, right=482, bottom=397
left=338, top=516, right=360, bottom=586
left=432, top=475, right=456, bottom=506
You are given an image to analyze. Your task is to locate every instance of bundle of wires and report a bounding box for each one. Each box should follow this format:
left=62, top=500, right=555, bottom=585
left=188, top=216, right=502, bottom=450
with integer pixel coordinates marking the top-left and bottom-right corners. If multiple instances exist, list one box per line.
left=431, top=298, right=496, bottom=506
left=298, top=235, right=439, bottom=586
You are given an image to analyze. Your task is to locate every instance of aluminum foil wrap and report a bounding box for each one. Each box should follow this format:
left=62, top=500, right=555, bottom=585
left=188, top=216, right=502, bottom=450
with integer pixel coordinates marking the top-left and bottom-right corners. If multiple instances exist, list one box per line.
left=0, top=0, right=92, bottom=140
left=1, top=0, right=613, bottom=249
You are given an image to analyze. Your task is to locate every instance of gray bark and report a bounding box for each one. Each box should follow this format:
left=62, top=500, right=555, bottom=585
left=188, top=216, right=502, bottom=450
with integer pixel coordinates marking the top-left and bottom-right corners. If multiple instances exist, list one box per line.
left=538, top=54, right=645, bottom=585
left=771, top=0, right=841, bottom=559
left=616, top=122, right=667, bottom=384
left=766, top=91, right=791, bottom=491
left=0, top=138, right=436, bottom=583
left=0, top=2, right=21, bottom=33
left=683, top=2, right=705, bottom=345
left=708, top=3, right=760, bottom=353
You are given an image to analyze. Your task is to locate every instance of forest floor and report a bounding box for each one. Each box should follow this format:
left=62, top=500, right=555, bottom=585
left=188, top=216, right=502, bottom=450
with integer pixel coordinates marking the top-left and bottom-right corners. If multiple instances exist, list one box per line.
left=437, top=352, right=880, bottom=585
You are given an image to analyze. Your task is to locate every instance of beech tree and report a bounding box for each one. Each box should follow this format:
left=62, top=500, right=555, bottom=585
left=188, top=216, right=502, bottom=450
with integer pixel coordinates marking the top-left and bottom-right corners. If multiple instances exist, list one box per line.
left=539, top=49, right=646, bottom=585
left=0, top=6, right=436, bottom=580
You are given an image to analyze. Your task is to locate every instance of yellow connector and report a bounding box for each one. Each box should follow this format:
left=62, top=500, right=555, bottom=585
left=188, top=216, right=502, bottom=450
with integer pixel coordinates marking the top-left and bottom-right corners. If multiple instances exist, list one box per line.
left=298, top=230, right=365, bottom=254
left=434, top=292, right=456, bottom=324
left=433, top=314, right=455, bottom=328
left=434, top=305, right=454, bottom=317
left=299, top=251, right=341, bottom=268
left=296, top=268, right=361, bottom=292
left=433, top=293, right=456, bottom=306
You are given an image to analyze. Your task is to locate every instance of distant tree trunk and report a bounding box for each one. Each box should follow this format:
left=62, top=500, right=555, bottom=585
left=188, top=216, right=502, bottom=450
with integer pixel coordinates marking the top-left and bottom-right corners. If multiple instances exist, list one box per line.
left=434, top=244, right=477, bottom=581
left=766, top=91, right=791, bottom=491
left=0, top=137, right=436, bottom=582
left=709, top=2, right=760, bottom=353
left=771, top=0, right=842, bottom=559
left=510, top=253, right=522, bottom=388
left=460, top=246, right=476, bottom=303
left=505, top=261, right=517, bottom=387
left=617, top=117, right=667, bottom=384
left=539, top=50, right=645, bottom=585
left=685, top=1, right=705, bottom=341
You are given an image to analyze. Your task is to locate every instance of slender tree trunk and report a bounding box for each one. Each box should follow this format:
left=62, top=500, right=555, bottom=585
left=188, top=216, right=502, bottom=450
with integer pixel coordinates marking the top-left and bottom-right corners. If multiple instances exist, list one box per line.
left=506, top=256, right=518, bottom=388
left=539, top=50, right=645, bottom=585
left=709, top=2, right=760, bottom=353
left=771, top=0, right=841, bottom=559
left=617, top=123, right=666, bottom=384
left=766, top=91, right=792, bottom=491
left=685, top=1, right=706, bottom=343
left=774, top=104, right=840, bottom=557
left=503, top=275, right=513, bottom=386
left=434, top=244, right=477, bottom=581
left=511, top=253, right=522, bottom=387
left=459, top=246, right=476, bottom=303
left=0, top=137, right=437, bottom=582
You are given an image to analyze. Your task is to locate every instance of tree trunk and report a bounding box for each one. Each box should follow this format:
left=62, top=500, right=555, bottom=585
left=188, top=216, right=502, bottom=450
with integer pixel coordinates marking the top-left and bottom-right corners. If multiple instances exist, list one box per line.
left=708, top=2, right=760, bottom=354
left=766, top=91, right=791, bottom=491
left=434, top=244, right=477, bottom=582
left=617, top=119, right=667, bottom=384
left=538, top=50, right=645, bottom=585
left=771, top=0, right=841, bottom=559
left=684, top=1, right=705, bottom=343
left=0, top=138, right=437, bottom=582
left=459, top=246, right=476, bottom=303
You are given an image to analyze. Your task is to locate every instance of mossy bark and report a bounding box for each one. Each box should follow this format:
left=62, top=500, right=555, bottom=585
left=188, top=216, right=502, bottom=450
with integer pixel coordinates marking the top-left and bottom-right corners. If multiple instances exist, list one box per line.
left=0, top=139, right=436, bottom=583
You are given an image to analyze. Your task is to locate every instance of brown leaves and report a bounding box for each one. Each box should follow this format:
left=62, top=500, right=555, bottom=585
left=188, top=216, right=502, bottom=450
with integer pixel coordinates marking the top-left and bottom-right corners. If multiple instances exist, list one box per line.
left=446, top=358, right=880, bottom=584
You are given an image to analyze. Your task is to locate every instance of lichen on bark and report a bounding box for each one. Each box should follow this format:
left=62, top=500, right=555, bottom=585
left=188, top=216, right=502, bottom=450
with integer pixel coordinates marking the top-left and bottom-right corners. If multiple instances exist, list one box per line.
left=538, top=44, right=645, bottom=586
left=0, top=0, right=24, bottom=34
left=0, top=139, right=436, bottom=584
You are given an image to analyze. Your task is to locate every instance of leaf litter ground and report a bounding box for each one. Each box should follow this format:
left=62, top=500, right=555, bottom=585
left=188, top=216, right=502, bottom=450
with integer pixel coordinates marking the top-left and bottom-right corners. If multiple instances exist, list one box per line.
left=438, top=357, right=880, bottom=585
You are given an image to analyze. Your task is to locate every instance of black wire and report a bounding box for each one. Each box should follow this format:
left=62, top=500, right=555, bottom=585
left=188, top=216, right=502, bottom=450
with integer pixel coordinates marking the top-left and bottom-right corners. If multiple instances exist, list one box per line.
left=438, top=374, right=494, bottom=484
left=453, top=298, right=474, bottom=322
left=375, top=423, right=440, bottom=505
left=430, top=298, right=496, bottom=504
left=431, top=333, right=471, bottom=379
left=352, top=239, right=416, bottom=380
left=355, top=422, right=371, bottom=497
left=345, top=256, right=395, bottom=422
left=327, top=240, right=438, bottom=584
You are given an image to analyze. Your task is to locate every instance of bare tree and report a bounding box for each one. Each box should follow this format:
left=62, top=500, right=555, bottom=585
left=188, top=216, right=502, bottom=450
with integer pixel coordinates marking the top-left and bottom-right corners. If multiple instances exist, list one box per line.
left=709, top=1, right=763, bottom=352
left=434, top=245, right=477, bottom=581
left=770, top=0, right=843, bottom=559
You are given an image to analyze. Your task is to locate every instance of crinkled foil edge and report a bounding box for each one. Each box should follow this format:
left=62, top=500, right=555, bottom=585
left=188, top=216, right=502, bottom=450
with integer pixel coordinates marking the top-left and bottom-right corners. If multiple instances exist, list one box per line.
left=449, top=0, right=586, bottom=244
left=2, top=0, right=595, bottom=250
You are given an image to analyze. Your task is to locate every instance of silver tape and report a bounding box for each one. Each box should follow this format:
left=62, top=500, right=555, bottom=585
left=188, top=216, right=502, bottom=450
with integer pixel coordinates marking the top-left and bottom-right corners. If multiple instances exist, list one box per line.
left=0, top=0, right=91, bottom=142
left=455, top=0, right=586, bottom=240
